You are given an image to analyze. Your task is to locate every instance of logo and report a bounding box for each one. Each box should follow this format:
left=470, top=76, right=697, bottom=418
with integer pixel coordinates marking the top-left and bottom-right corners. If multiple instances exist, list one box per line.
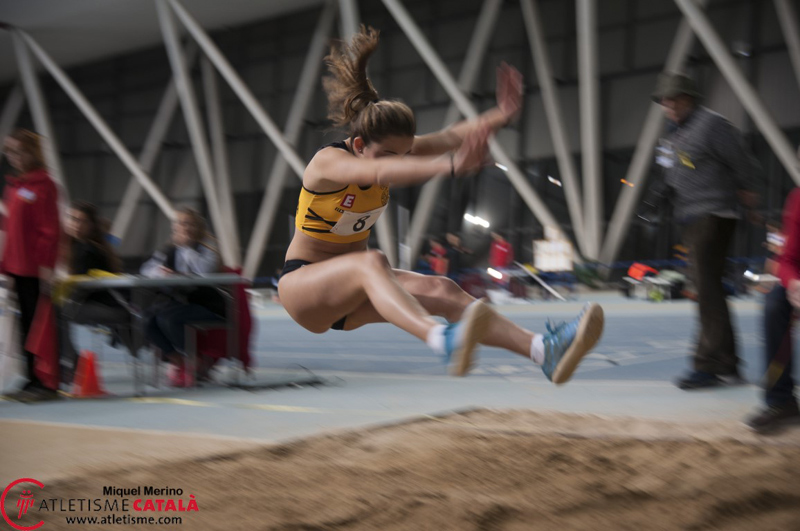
left=340, top=194, right=356, bottom=208
left=2, top=479, right=44, bottom=531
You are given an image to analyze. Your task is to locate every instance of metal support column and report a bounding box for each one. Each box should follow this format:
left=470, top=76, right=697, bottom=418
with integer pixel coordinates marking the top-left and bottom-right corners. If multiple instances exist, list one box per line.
left=112, top=44, right=198, bottom=239
left=338, top=0, right=361, bottom=39
left=774, top=0, right=800, bottom=92
left=600, top=0, right=708, bottom=265
left=381, top=0, right=566, bottom=242
left=156, top=0, right=238, bottom=267
left=576, top=0, right=602, bottom=260
left=16, top=29, right=175, bottom=220
left=11, top=31, right=66, bottom=194
left=201, top=56, right=242, bottom=261
left=406, top=0, right=503, bottom=263
left=242, top=1, right=336, bottom=278
left=674, top=0, right=800, bottom=184
left=0, top=86, right=24, bottom=216
left=521, top=0, right=587, bottom=256
left=167, top=0, right=307, bottom=178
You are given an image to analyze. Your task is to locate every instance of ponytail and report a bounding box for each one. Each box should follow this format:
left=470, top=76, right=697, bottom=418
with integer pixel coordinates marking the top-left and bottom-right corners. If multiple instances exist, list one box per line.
left=323, top=26, right=415, bottom=144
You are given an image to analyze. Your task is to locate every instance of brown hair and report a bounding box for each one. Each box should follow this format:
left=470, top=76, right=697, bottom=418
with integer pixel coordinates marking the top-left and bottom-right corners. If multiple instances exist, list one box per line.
left=65, top=201, right=121, bottom=274
left=9, top=128, right=46, bottom=170
left=323, top=26, right=416, bottom=145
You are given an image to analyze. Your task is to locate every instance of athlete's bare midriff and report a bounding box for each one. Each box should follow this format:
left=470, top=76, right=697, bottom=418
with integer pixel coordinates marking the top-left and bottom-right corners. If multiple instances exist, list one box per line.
left=285, top=230, right=369, bottom=264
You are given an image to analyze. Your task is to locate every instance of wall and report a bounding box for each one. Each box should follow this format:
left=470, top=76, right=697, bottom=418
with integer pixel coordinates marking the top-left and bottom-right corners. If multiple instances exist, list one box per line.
left=1, top=0, right=798, bottom=273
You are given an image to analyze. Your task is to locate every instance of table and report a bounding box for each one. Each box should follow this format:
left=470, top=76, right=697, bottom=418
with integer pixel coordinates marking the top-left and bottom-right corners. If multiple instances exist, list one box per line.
left=71, top=273, right=250, bottom=395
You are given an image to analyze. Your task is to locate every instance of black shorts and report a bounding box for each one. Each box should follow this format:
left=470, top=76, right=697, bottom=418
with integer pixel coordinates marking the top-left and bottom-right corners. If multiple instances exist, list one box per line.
left=280, top=259, right=347, bottom=331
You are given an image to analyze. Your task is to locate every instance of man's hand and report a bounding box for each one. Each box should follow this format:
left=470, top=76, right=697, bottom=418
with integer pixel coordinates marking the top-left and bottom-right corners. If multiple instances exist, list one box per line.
left=788, top=279, right=800, bottom=308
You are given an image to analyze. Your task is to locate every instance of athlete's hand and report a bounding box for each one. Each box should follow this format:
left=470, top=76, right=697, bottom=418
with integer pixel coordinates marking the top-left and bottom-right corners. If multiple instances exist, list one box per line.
left=496, top=62, right=523, bottom=125
left=452, top=123, right=490, bottom=176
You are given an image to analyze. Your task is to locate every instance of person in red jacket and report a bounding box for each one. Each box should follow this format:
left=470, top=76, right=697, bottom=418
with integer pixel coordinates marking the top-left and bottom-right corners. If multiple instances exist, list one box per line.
left=1, top=129, right=61, bottom=402
left=745, top=180, right=800, bottom=433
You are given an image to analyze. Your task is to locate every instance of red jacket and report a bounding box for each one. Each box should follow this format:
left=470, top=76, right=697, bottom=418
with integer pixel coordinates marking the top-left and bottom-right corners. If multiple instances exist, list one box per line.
left=779, top=188, right=800, bottom=288
left=489, top=240, right=514, bottom=269
left=1, top=168, right=61, bottom=277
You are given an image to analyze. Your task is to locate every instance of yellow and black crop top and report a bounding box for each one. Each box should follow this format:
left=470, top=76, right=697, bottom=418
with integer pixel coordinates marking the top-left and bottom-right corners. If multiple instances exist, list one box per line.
left=295, top=141, right=390, bottom=244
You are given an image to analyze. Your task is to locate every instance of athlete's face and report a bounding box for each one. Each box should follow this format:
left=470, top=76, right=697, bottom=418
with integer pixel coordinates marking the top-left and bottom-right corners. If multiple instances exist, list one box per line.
left=357, top=135, right=414, bottom=159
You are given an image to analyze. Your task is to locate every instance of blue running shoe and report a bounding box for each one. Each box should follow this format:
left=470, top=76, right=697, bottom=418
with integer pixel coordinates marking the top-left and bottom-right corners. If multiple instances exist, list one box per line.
left=443, top=298, right=492, bottom=376
left=542, top=303, right=604, bottom=384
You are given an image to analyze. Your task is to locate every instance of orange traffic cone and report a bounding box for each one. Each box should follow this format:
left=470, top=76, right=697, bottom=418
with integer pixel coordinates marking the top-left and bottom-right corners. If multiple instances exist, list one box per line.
left=72, top=351, right=108, bottom=398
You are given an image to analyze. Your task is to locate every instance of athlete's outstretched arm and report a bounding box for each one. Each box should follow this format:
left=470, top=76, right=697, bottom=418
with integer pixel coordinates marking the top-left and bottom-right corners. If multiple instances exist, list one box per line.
left=411, top=63, right=523, bottom=156
left=305, top=125, right=490, bottom=189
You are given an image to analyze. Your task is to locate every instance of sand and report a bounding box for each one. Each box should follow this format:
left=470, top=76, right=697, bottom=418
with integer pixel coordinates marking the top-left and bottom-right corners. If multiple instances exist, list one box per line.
left=6, top=409, right=800, bottom=531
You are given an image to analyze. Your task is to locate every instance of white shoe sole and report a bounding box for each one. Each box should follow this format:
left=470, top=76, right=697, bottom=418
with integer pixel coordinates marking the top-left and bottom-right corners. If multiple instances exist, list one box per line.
left=449, top=299, right=492, bottom=377
left=551, top=303, right=605, bottom=385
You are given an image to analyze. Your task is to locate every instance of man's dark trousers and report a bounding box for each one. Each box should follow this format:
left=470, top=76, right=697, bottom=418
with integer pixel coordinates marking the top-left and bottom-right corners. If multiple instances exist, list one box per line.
left=763, top=285, right=796, bottom=407
left=683, top=215, right=739, bottom=375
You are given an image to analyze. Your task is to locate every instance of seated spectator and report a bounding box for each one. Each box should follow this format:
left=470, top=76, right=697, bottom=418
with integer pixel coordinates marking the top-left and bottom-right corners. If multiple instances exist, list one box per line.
left=141, top=207, right=224, bottom=384
left=59, top=201, right=135, bottom=381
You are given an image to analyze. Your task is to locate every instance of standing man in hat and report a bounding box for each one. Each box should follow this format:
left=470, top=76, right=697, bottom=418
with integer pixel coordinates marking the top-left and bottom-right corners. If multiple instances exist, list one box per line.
left=651, top=72, right=757, bottom=390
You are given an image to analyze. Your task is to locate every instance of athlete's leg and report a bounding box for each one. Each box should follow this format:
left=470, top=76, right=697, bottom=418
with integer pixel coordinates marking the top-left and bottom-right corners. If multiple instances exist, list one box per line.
left=344, top=270, right=534, bottom=357
left=278, top=250, right=439, bottom=340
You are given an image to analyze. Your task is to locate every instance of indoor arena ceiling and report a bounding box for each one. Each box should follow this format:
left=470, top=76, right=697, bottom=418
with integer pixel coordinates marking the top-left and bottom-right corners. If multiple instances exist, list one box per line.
left=0, top=0, right=326, bottom=83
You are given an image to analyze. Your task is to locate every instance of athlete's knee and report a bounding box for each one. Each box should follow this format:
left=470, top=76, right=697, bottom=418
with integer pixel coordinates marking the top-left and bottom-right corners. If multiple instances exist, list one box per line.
left=361, top=250, right=391, bottom=272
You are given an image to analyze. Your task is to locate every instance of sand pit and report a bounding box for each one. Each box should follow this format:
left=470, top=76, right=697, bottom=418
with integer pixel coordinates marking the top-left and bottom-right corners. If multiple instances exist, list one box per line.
left=9, top=410, right=800, bottom=530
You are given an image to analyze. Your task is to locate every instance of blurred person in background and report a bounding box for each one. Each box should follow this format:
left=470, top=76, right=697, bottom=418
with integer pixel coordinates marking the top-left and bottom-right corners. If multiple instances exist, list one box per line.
left=140, top=207, right=224, bottom=385
left=651, top=73, right=758, bottom=390
left=489, top=231, right=514, bottom=277
left=59, top=201, right=134, bottom=381
left=745, top=148, right=800, bottom=433
left=0, top=129, right=61, bottom=402
left=444, top=232, right=471, bottom=282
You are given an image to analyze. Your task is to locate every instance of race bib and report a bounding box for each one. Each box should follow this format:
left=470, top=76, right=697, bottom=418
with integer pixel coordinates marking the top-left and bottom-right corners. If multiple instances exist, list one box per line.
left=329, top=204, right=387, bottom=236
left=655, top=145, right=674, bottom=168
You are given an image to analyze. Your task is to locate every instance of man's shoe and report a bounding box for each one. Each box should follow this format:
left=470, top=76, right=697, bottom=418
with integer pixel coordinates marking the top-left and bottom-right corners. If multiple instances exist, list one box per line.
left=444, top=299, right=492, bottom=377
left=541, top=303, right=605, bottom=385
left=745, top=402, right=800, bottom=434
left=675, top=371, right=722, bottom=390
left=718, top=372, right=747, bottom=386
left=676, top=370, right=746, bottom=390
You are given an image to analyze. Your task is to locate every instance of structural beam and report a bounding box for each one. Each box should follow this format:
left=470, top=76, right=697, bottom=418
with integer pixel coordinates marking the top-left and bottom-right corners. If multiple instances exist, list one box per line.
left=673, top=0, right=800, bottom=185
left=11, top=31, right=66, bottom=195
left=112, top=43, right=198, bottom=239
left=0, top=85, right=24, bottom=216
left=521, top=0, right=587, bottom=256
left=242, top=1, right=337, bottom=278
left=156, top=0, right=238, bottom=266
left=167, top=0, right=307, bottom=179
left=774, top=0, right=800, bottom=93
left=16, top=29, right=175, bottom=220
left=381, top=0, right=566, bottom=243
left=600, top=0, right=708, bottom=265
left=338, top=0, right=361, bottom=39
left=406, top=0, right=504, bottom=263
left=202, top=56, right=242, bottom=261
left=576, top=0, right=602, bottom=260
